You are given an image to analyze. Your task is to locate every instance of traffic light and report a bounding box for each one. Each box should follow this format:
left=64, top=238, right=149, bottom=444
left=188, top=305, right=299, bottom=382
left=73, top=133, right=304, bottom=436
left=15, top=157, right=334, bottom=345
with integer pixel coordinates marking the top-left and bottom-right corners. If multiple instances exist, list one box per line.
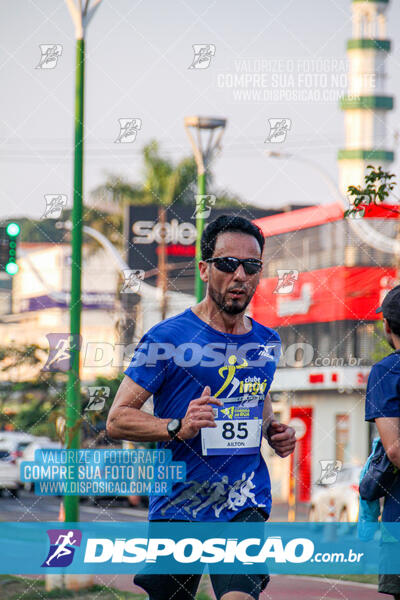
left=0, top=223, right=20, bottom=275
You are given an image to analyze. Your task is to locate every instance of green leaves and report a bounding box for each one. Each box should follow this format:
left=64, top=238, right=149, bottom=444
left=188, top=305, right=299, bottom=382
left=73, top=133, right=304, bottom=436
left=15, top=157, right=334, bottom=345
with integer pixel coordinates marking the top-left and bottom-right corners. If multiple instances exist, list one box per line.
left=344, top=166, right=398, bottom=218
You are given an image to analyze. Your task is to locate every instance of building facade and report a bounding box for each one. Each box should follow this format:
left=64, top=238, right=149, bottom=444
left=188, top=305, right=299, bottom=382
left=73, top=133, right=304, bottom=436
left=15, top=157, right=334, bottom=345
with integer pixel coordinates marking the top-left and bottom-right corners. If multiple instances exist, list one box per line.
left=0, top=243, right=120, bottom=382
left=251, top=204, right=397, bottom=503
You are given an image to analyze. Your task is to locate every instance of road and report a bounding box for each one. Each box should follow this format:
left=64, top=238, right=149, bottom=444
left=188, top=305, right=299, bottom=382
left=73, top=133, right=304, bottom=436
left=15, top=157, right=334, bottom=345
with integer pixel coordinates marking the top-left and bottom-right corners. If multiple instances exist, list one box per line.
left=0, top=489, right=308, bottom=522
left=0, top=493, right=381, bottom=598
left=0, top=489, right=148, bottom=522
left=98, top=573, right=381, bottom=599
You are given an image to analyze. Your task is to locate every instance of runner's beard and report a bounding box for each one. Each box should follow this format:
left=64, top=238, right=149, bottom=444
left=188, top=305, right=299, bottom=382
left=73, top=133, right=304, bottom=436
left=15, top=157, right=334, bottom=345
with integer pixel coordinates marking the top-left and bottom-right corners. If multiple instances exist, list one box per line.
left=209, top=286, right=252, bottom=315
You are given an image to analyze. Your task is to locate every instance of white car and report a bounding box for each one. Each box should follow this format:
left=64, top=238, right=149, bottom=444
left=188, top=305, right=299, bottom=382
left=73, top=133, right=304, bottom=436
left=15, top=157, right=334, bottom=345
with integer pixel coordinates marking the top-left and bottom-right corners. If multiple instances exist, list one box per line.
left=308, top=464, right=362, bottom=522
left=17, top=438, right=62, bottom=491
left=0, top=432, right=35, bottom=464
left=0, top=450, right=19, bottom=496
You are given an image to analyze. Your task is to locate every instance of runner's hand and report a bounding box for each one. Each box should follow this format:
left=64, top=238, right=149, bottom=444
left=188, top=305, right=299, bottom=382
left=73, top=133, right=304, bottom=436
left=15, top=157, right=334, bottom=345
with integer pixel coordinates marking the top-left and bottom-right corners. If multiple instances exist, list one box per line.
left=266, top=420, right=296, bottom=458
left=178, top=386, right=222, bottom=440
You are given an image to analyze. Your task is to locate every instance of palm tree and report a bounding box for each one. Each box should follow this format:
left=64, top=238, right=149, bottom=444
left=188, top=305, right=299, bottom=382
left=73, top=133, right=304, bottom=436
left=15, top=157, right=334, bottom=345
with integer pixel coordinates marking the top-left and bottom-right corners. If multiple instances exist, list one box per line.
left=141, top=141, right=198, bottom=317
left=89, top=141, right=246, bottom=316
left=142, top=140, right=198, bottom=206
left=91, top=140, right=199, bottom=317
left=91, top=140, right=198, bottom=210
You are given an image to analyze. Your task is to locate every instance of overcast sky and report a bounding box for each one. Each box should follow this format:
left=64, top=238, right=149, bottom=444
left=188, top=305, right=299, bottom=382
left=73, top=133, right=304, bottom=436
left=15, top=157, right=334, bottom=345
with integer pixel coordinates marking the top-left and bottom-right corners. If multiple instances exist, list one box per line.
left=1, top=0, right=399, bottom=221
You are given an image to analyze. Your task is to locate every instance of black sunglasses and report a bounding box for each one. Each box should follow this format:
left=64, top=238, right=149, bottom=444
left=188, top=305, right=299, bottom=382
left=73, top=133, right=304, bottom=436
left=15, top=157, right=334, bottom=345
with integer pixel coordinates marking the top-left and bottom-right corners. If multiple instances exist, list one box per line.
left=206, top=256, right=263, bottom=275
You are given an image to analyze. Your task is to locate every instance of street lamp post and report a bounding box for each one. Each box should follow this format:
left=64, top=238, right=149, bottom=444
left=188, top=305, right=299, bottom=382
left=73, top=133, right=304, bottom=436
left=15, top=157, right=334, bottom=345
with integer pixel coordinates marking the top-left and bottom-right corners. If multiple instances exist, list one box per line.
left=184, top=116, right=226, bottom=302
left=64, top=0, right=102, bottom=524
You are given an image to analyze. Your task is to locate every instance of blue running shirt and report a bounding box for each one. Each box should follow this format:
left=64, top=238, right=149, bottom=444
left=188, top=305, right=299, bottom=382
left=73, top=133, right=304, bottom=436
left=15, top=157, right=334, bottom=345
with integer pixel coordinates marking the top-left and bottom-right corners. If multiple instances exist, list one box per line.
left=365, top=350, right=400, bottom=522
left=124, top=308, right=281, bottom=521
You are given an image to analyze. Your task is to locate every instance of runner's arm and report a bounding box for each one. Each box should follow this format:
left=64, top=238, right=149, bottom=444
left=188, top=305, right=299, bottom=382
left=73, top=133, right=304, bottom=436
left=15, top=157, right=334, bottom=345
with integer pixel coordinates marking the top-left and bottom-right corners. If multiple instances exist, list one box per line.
left=106, top=377, right=221, bottom=442
left=375, top=416, right=400, bottom=469
left=262, top=394, right=296, bottom=458
left=261, top=393, right=274, bottom=436
left=106, top=375, right=171, bottom=442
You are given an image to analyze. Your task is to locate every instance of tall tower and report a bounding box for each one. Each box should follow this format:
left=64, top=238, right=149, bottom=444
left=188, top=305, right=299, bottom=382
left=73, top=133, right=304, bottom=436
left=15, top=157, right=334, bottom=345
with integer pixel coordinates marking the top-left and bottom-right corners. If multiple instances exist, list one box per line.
left=338, top=0, right=394, bottom=197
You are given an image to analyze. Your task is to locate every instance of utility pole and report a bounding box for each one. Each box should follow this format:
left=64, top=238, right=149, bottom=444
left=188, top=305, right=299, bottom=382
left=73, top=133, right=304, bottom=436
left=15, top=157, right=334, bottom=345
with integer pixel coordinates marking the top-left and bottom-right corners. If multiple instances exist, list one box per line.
left=157, top=206, right=168, bottom=320
left=184, top=116, right=226, bottom=302
left=64, top=0, right=103, bottom=523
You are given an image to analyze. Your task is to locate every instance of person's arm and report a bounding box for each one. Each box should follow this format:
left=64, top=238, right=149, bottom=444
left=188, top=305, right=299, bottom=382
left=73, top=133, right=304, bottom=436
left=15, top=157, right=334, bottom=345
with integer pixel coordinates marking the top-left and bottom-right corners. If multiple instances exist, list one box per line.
left=106, top=376, right=222, bottom=442
left=262, top=393, right=296, bottom=458
left=261, top=392, right=274, bottom=435
left=375, top=416, right=400, bottom=469
left=106, top=376, right=170, bottom=441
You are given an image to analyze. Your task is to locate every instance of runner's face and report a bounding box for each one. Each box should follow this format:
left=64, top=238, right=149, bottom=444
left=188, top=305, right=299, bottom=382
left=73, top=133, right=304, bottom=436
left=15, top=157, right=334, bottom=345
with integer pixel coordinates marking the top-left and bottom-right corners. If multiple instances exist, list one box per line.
left=201, top=232, right=262, bottom=315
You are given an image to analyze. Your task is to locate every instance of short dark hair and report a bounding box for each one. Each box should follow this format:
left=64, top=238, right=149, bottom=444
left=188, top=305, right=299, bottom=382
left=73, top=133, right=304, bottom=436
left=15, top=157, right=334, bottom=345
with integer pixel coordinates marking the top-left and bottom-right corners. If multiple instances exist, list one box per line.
left=387, top=318, right=400, bottom=337
left=201, top=215, right=265, bottom=261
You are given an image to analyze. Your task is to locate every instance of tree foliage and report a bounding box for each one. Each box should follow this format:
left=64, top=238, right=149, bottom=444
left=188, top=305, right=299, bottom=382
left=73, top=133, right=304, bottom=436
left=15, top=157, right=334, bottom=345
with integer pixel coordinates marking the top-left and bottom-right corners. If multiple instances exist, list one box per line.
left=19, top=139, right=246, bottom=247
left=344, top=166, right=398, bottom=218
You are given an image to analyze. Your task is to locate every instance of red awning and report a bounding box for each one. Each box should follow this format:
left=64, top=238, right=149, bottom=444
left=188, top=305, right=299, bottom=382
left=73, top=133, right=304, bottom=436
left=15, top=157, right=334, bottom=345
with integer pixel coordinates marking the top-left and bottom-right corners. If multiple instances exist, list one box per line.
left=254, top=202, right=399, bottom=237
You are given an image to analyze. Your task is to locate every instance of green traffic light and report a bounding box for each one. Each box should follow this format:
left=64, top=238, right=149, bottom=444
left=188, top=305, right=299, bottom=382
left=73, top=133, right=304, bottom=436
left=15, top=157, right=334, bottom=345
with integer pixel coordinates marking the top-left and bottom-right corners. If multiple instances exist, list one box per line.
left=6, top=223, right=20, bottom=237
left=5, top=262, right=18, bottom=275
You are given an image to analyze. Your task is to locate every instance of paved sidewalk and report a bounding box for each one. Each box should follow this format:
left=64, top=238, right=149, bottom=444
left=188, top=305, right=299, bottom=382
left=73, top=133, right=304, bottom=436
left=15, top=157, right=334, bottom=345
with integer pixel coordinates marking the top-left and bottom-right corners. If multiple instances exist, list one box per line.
left=268, top=501, right=308, bottom=522
left=95, top=573, right=381, bottom=599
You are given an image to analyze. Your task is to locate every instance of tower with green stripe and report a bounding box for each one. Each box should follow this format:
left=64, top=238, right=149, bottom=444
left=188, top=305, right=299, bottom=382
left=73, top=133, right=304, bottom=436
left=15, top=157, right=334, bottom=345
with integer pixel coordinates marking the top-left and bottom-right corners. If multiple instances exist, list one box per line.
left=338, top=0, right=394, bottom=197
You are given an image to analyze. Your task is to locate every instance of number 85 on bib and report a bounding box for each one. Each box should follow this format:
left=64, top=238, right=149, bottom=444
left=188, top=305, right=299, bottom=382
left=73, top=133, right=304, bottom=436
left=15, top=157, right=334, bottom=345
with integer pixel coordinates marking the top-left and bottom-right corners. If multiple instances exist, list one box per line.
left=201, top=404, right=262, bottom=456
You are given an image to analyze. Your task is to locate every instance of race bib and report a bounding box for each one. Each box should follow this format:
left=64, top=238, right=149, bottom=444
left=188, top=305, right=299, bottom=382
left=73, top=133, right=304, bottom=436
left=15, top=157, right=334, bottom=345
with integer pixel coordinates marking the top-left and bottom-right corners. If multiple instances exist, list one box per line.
left=201, top=399, right=262, bottom=456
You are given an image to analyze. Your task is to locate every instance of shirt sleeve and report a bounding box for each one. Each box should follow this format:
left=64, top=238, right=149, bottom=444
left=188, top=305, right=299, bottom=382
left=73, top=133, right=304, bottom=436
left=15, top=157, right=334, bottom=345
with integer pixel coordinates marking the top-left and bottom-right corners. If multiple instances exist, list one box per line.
left=365, top=363, right=400, bottom=422
left=124, top=331, right=169, bottom=395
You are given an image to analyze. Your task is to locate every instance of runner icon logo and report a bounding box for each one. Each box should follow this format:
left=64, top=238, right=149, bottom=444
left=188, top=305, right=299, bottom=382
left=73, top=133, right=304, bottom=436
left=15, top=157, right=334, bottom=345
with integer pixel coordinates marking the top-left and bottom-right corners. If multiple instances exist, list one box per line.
left=274, top=269, right=299, bottom=294
left=188, top=44, right=216, bottom=69
left=42, top=529, right=82, bottom=568
left=191, top=195, right=216, bottom=219
left=42, top=194, right=67, bottom=219
left=316, top=460, right=342, bottom=485
left=85, top=386, right=110, bottom=412
left=42, top=334, right=82, bottom=373
left=114, top=118, right=142, bottom=144
left=36, top=45, right=63, bottom=69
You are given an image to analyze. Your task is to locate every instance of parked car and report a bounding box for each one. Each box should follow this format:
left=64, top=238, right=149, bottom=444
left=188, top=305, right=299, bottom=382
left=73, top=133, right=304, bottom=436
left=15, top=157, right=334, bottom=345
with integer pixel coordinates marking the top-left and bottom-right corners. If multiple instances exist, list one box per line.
left=0, top=432, right=35, bottom=464
left=308, top=464, right=362, bottom=522
left=17, top=438, right=62, bottom=491
left=0, top=450, right=19, bottom=496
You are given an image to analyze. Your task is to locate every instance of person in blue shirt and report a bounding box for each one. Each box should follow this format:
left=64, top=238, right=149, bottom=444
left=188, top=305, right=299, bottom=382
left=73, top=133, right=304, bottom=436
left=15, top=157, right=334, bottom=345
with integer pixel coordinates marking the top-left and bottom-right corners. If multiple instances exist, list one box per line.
left=365, top=285, right=400, bottom=599
left=107, top=215, right=296, bottom=600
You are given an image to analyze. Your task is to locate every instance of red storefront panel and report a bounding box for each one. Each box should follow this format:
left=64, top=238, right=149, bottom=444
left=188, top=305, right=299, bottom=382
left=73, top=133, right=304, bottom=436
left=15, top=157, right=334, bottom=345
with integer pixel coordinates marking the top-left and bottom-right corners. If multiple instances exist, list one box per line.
left=289, top=406, right=313, bottom=503
left=251, top=266, right=397, bottom=327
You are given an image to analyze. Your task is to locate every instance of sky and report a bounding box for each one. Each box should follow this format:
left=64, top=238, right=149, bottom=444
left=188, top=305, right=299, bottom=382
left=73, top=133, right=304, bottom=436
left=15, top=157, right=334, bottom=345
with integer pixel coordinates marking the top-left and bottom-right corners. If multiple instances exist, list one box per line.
left=1, top=0, right=399, bottom=221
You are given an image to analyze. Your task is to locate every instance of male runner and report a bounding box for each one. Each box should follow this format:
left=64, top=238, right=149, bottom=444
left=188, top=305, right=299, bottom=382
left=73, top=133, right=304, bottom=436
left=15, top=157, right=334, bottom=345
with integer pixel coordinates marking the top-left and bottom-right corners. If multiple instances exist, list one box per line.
left=107, top=215, right=296, bottom=600
left=365, top=285, right=400, bottom=598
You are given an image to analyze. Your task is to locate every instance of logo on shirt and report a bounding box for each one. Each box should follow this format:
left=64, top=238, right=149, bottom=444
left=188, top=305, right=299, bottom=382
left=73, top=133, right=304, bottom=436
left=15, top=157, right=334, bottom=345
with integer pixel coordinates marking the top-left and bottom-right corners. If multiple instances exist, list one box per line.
left=213, top=355, right=270, bottom=401
left=160, top=471, right=264, bottom=519
left=221, top=406, right=235, bottom=419
left=214, top=355, right=248, bottom=398
left=258, top=344, right=278, bottom=359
